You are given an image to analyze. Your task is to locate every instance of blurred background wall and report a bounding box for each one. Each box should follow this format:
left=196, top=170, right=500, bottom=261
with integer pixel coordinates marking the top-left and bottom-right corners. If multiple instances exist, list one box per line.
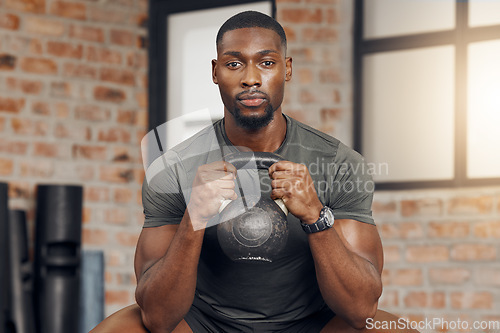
left=0, top=0, right=148, bottom=316
left=1, top=0, right=499, bottom=328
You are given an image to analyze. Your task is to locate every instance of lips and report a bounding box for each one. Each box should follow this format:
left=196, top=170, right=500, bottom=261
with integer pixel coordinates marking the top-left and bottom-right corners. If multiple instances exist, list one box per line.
left=240, top=98, right=265, bottom=107
left=237, top=91, right=267, bottom=107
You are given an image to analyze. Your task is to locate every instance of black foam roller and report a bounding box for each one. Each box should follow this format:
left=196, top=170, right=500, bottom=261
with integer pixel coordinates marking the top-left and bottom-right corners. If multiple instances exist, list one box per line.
left=34, top=185, right=83, bottom=333
left=0, top=182, right=10, bottom=333
left=8, top=210, right=35, bottom=333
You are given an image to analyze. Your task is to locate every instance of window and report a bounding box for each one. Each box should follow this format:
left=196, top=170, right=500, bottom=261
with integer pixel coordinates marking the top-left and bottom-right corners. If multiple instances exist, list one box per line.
left=354, top=0, right=500, bottom=189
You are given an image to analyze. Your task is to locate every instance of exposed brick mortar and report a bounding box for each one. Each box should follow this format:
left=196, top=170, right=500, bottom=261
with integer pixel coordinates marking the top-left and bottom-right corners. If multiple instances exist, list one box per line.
left=375, top=186, right=500, bottom=319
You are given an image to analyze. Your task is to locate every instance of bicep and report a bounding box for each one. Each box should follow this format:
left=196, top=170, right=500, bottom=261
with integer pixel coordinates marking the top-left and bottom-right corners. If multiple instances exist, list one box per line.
left=333, top=219, right=384, bottom=274
left=134, top=224, right=179, bottom=282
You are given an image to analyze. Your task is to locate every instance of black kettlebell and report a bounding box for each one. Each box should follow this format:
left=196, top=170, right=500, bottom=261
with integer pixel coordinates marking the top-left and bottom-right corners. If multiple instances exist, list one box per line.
left=217, top=152, right=289, bottom=263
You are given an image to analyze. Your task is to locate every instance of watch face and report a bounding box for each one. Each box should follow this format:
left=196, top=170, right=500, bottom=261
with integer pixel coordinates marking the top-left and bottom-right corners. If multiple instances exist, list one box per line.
left=325, top=209, right=334, bottom=227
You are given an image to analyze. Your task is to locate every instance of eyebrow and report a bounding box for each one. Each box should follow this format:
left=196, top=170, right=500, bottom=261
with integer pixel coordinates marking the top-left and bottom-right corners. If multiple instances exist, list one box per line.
left=222, top=49, right=281, bottom=57
left=258, top=49, right=280, bottom=56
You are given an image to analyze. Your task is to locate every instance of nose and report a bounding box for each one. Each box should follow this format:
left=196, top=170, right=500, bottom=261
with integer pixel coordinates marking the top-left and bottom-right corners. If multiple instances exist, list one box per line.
left=241, top=64, right=261, bottom=88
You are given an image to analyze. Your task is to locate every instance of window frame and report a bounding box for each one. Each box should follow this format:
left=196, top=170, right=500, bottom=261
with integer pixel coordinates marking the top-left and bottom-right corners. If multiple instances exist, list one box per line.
left=353, top=0, right=500, bottom=190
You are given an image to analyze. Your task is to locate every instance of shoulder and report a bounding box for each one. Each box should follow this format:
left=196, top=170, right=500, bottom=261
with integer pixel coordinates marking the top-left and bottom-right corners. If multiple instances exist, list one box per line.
left=284, top=115, right=369, bottom=176
left=284, top=115, right=368, bottom=166
left=290, top=117, right=364, bottom=164
left=144, top=119, right=223, bottom=189
left=284, top=115, right=341, bottom=160
left=288, top=115, right=341, bottom=148
left=169, top=119, right=223, bottom=159
left=335, top=141, right=366, bottom=165
left=162, top=119, right=224, bottom=174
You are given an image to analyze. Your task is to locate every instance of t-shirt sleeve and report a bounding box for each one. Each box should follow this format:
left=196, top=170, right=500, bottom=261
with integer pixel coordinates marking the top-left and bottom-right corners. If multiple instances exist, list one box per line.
left=328, top=142, right=375, bottom=225
left=142, top=151, right=187, bottom=228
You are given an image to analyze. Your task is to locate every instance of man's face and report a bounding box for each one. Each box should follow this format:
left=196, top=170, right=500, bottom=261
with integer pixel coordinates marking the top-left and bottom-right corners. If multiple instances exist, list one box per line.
left=212, top=27, right=292, bottom=130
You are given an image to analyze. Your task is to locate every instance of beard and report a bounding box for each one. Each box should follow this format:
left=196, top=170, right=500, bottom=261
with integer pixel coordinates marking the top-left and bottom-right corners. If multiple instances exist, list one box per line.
left=230, top=103, right=275, bottom=130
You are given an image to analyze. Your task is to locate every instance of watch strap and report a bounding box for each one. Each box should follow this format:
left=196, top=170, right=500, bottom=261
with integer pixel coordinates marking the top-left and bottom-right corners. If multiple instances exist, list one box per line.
left=301, top=206, right=334, bottom=234
left=301, top=219, right=330, bottom=233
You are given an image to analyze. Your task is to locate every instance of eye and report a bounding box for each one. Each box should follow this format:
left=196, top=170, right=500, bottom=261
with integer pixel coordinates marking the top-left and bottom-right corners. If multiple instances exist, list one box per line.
left=226, top=62, right=241, bottom=69
left=262, top=60, right=275, bottom=67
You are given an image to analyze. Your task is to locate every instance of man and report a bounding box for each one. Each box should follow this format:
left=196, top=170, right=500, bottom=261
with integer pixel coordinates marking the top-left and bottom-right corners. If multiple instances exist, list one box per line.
left=92, top=11, right=416, bottom=333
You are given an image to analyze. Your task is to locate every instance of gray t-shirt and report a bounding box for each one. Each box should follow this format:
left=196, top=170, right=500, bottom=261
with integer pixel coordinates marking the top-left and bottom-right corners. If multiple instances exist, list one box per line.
left=142, top=114, right=375, bottom=322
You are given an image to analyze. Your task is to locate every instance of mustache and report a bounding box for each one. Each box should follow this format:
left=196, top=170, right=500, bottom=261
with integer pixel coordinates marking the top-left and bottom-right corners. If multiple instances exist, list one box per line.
left=236, top=89, right=269, bottom=99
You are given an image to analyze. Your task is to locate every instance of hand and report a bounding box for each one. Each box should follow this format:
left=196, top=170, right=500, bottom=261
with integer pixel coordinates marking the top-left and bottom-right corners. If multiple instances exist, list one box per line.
left=187, top=161, right=237, bottom=228
left=269, top=161, right=323, bottom=224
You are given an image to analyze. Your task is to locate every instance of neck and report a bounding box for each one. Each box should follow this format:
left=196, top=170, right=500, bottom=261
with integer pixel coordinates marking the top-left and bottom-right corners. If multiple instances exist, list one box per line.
left=224, top=110, right=287, bottom=152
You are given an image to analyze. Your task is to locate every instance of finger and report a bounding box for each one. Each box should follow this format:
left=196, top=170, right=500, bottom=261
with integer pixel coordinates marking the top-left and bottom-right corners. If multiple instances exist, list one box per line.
left=269, top=161, right=303, bottom=177
left=271, top=178, right=300, bottom=190
left=217, top=161, right=237, bottom=176
left=221, top=161, right=237, bottom=176
left=229, top=191, right=238, bottom=200
left=219, top=173, right=236, bottom=180
left=217, top=179, right=236, bottom=189
left=220, top=189, right=237, bottom=200
left=269, top=170, right=297, bottom=180
left=268, top=161, right=288, bottom=175
left=207, top=161, right=237, bottom=177
left=204, top=170, right=235, bottom=182
left=270, top=188, right=286, bottom=200
left=271, top=179, right=284, bottom=189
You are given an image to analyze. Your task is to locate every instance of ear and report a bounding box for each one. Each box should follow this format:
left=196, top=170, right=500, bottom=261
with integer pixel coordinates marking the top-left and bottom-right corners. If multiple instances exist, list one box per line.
left=212, top=59, right=218, bottom=84
left=285, top=57, right=292, bottom=81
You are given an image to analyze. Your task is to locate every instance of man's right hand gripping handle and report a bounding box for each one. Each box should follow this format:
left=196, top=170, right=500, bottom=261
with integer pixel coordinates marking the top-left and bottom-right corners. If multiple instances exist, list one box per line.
left=187, top=161, right=237, bottom=229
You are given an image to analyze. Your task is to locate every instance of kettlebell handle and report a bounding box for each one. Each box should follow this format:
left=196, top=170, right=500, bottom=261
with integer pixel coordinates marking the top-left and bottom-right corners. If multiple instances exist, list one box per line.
left=223, top=152, right=284, bottom=170
left=219, top=152, right=288, bottom=215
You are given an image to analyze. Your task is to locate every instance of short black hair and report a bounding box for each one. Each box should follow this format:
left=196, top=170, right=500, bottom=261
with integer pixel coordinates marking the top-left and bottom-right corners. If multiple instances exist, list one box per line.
left=216, top=11, right=287, bottom=51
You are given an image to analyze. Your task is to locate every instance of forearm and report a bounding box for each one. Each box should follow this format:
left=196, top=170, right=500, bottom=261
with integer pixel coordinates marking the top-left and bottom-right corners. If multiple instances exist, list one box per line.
left=309, top=229, right=382, bottom=328
left=135, top=213, right=205, bottom=332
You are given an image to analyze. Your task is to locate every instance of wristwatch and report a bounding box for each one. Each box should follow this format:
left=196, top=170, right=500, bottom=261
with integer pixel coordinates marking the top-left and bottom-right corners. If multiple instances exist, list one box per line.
left=301, top=206, right=335, bottom=234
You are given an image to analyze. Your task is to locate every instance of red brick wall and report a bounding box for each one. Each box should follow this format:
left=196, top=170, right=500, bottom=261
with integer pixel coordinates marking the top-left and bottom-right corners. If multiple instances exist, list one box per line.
left=278, top=0, right=354, bottom=145
left=374, top=190, right=500, bottom=326
left=2, top=0, right=500, bottom=325
left=0, top=0, right=148, bottom=315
